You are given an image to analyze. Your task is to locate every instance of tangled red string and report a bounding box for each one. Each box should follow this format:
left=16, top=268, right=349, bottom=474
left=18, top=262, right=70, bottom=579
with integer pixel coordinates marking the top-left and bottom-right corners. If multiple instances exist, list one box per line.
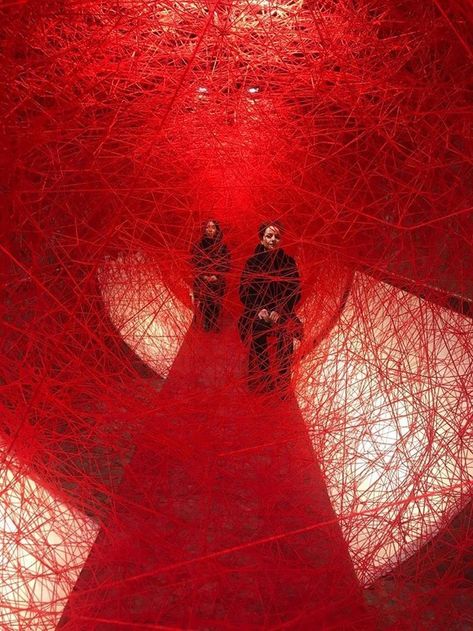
left=1, top=0, right=472, bottom=629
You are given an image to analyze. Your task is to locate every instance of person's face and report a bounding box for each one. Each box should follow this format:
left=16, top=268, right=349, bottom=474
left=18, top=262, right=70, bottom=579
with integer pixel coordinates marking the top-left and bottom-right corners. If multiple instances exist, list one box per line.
left=205, top=221, right=217, bottom=238
left=261, top=225, right=281, bottom=251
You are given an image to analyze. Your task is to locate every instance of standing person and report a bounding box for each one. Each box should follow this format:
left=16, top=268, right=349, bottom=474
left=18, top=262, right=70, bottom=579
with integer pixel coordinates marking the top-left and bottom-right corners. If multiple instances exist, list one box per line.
left=239, top=221, right=302, bottom=395
left=191, top=219, right=230, bottom=331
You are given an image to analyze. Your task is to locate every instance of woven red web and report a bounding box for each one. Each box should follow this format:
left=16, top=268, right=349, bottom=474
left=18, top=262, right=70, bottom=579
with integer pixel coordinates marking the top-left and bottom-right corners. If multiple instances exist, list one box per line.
left=1, top=0, right=473, bottom=629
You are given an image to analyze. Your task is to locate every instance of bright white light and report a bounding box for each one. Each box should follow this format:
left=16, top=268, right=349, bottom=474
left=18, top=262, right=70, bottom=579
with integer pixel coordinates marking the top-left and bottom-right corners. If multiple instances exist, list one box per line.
left=0, top=448, right=98, bottom=630
left=248, top=87, right=260, bottom=94
left=99, top=252, right=193, bottom=378
left=197, top=86, right=208, bottom=94
left=297, top=273, right=473, bottom=584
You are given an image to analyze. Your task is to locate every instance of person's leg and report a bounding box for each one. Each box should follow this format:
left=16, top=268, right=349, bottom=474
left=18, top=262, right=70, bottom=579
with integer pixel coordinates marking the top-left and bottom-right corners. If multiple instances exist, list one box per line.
left=248, top=321, right=272, bottom=392
left=207, top=301, right=215, bottom=330
left=204, top=281, right=224, bottom=331
left=192, top=280, right=202, bottom=328
left=275, top=329, right=293, bottom=394
left=193, top=298, right=205, bottom=329
left=201, top=298, right=213, bottom=330
left=212, top=280, right=225, bottom=331
left=211, top=300, right=222, bottom=330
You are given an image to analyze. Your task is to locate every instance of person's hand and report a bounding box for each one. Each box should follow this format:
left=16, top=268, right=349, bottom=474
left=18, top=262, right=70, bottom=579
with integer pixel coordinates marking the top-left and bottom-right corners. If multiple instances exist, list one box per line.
left=269, top=310, right=279, bottom=323
left=257, top=308, right=270, bottom=321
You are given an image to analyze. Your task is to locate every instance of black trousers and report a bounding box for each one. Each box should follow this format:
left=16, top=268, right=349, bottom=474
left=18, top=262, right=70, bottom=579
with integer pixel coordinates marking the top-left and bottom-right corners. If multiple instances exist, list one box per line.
left=193, top=277, right=225, bottom=331
left=248, top=319, right=293, bottom=393
left=196, top=297, right=222, bottom=330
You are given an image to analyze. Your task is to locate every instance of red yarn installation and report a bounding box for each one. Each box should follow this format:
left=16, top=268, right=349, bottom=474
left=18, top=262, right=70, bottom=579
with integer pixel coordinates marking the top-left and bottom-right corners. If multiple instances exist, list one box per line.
left=1, top=0, right=472, bottom=629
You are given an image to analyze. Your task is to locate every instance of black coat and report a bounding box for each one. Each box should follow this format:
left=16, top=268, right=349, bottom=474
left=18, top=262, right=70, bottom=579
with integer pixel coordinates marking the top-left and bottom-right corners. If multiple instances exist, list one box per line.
left=239, top=244, right=301, bottom=341
left=191, top=237, right=230, bottom=300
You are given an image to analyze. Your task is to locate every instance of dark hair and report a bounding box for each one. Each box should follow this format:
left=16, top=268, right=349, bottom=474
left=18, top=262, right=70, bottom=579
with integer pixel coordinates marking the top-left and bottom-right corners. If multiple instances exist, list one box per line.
left=258, top=221, right=283, bottom=241
left=202, top=219, right=223, bottom=240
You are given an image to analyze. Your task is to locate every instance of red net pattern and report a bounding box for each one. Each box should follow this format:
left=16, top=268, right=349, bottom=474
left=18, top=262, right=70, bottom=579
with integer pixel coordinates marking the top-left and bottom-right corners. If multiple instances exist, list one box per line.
left=1, top=0, right=473, bottom=629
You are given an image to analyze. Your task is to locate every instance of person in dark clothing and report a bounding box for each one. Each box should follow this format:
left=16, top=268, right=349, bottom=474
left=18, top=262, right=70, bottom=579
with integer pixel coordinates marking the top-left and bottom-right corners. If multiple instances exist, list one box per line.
left=191, top=219, right=230, bottom=331
left=239, top=221, right=302, bottom=394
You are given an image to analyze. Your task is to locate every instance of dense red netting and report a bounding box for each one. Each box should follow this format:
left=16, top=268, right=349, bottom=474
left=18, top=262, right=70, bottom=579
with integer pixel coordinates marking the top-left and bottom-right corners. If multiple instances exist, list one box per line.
left=1, top=0, right=473, bottom=629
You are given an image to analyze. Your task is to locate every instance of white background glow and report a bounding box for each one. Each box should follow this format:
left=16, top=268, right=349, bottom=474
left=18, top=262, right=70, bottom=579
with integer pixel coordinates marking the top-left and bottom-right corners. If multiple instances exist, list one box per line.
left=99, top=252, right=193, bottom=379
left=297, top=273, right=473, bottom=584
left=0, top=448, right=98, bottom=630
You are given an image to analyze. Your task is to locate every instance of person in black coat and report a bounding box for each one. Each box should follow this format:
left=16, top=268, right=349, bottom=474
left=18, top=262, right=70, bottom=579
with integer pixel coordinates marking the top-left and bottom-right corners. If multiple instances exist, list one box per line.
left=239, top=221, right=302, bottom=394
left=191, top=219, right=230, bottom=331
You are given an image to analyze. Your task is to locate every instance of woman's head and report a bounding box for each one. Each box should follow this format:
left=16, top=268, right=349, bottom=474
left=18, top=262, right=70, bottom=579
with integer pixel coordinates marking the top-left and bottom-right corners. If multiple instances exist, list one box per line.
left=203, top=219, right=221, bottom=240
left=258, top=221, right=283, bottom=251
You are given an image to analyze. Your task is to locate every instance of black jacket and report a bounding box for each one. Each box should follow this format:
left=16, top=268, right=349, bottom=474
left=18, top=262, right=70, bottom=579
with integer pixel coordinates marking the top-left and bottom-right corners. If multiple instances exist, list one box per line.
left=239, top=244, right=301, bottom=319
left=191, top=237, right=230, bottom=276
left=191, top=237, right=230, bottom=300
